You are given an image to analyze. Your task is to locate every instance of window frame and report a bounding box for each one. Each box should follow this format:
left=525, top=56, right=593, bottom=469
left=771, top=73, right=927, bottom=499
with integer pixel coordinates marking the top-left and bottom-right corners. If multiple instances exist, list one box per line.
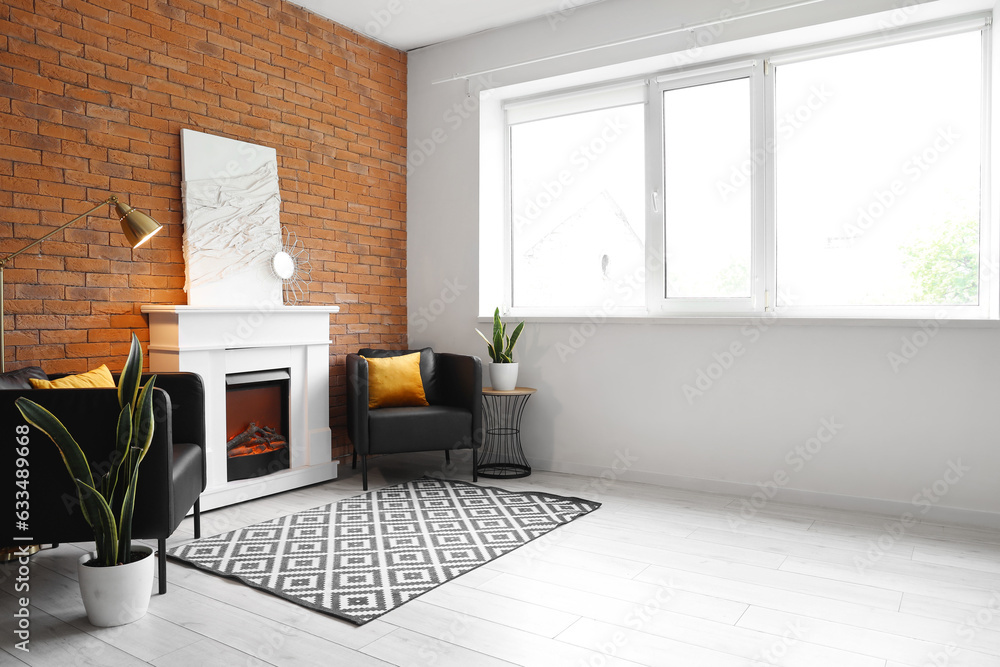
left=503, top=80, right=650, bottom=317
left=767, top=16, right=994, bottom=320
left=492, top=13, right=995, bottom=321
left=646, top=60, right=766, bottom=316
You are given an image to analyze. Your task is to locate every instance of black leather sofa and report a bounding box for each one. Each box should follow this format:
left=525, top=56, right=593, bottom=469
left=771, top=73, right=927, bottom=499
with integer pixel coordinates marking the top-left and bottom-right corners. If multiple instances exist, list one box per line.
left=1, top=370, right=206, bottom=594
left=347, top=348, right=483, bottom=490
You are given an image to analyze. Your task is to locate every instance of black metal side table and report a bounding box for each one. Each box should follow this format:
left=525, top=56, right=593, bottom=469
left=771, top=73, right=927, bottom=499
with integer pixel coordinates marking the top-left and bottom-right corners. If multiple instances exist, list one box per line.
left=477, top=387, right=536, bottom=479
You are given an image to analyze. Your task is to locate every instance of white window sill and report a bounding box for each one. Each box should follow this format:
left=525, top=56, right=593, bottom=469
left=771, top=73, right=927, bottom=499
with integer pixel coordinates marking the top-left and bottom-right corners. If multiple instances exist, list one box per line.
left=478, top=314, right=1000, bottom=329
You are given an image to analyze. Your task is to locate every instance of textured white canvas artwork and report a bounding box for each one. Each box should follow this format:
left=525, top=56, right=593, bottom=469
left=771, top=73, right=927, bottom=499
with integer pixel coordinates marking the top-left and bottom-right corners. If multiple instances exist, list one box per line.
left=180, top=129, right=283, bottom=306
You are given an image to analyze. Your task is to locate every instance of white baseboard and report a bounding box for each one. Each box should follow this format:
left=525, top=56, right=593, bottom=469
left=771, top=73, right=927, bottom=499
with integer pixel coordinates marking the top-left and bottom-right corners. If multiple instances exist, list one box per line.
left=530, top=457, right=1000, bottom=531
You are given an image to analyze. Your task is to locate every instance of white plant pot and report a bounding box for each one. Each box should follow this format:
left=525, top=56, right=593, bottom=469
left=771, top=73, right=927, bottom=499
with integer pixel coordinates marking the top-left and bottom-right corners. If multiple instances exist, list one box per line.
left=77, top=543, right=155, bottom=627
left=490, top=363, right=519, bottom=391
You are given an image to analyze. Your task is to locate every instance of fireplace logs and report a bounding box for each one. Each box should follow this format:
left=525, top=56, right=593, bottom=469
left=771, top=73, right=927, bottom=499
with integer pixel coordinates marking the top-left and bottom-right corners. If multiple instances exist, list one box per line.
left=227, top=422, right=288, bottom=458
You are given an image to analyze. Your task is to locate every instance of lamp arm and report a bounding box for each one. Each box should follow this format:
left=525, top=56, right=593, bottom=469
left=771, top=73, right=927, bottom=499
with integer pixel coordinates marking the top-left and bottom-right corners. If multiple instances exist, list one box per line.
left=0, top=196, right=116, bottom=269
left=0, top=195, right=116, bottom=372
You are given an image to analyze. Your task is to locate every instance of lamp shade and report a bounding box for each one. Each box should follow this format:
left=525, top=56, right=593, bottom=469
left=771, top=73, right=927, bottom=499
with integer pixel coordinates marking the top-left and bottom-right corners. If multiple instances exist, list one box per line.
left=114, top=201, right=162, bottom=248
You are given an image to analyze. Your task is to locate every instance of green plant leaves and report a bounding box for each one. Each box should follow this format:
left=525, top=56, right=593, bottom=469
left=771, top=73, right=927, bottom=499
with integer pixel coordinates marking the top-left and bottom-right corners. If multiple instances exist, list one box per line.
left=475, top=328, right=500, bottom=363
left=77, top=478, right=118, bottom=567
left=504, top=321, right=524, bottom=361
left=104, top=404, right=133, bottom=518
left=133, top=377, right=156, bottom=462
left=116, top=451, right=143, bottom=565
left=119, top=340, right=141, bottom=412
left=14, top=332, right=155, bottom=566
left=476, top=308, right=524, bottom=363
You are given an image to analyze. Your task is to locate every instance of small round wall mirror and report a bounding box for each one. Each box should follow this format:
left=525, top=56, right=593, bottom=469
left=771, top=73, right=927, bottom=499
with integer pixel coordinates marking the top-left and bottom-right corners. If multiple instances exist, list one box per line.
left=268, top=229, right=312, bottom=305
left=272, top=251, right=295, bottom=280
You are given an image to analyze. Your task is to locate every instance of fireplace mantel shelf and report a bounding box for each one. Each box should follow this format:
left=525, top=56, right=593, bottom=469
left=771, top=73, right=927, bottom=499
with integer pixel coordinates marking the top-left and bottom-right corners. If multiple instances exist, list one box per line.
left=141, top=305, right=340, bottom=313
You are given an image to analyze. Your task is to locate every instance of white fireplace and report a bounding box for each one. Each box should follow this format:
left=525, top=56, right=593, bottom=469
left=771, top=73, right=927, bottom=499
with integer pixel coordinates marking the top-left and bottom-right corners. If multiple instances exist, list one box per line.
left=141, top=304, right=339, bottom=510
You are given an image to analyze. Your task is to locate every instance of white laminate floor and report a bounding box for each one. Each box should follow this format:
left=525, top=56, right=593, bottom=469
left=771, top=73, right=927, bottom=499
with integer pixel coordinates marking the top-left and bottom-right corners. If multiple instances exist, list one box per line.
left=3, top=452, right=999, bottom=666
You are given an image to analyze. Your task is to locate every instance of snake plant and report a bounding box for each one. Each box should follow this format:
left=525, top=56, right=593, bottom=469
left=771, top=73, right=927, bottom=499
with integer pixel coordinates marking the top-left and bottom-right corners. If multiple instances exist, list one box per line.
left=475, top=307, right=524, bottom=363
left=15, top=333, right=156, bottom=567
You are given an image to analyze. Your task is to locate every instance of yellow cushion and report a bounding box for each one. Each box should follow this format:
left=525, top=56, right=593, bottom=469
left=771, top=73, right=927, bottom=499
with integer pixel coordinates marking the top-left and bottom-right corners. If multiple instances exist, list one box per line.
left=29, top=364, right=116, bottom=389
left=364, top=352, right=429, bottom=409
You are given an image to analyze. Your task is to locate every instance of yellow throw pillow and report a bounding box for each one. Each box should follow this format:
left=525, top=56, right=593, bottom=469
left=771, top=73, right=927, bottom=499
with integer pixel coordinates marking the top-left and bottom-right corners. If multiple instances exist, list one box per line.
left=29, top=364, right=116, bottom=389
left=364, top=352, right=429, bottom=409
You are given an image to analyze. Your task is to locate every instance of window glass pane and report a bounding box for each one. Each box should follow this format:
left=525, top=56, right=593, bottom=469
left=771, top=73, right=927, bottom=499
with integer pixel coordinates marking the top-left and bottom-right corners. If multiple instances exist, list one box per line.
left=775, top=31, right=982, bottom=307
left=510, top=104, right=645, bottom=309
left=663, top=77, right=752, bottom=299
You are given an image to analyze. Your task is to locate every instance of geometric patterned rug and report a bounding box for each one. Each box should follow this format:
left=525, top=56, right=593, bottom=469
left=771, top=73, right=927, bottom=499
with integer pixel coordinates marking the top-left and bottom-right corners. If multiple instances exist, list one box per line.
left=166, top=477, right=601, bottom=624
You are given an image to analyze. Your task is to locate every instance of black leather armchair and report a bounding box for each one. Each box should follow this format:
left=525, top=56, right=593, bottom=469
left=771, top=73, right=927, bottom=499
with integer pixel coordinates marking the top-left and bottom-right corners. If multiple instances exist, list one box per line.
left=1, top=372, right=206, bottom=594
left=347, top=348, right=482, bottom=490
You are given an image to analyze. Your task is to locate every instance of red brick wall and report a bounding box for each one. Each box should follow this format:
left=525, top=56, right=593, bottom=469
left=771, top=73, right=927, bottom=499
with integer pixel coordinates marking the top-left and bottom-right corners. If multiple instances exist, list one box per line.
left=0, top=0, right=407, bottom=459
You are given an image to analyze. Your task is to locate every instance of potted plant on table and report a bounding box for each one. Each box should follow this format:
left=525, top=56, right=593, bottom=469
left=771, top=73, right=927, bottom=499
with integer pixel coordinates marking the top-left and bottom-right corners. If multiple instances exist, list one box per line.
left=476, top=307, right=524, bottom=391
left=15, top=333, right=158, bottom=627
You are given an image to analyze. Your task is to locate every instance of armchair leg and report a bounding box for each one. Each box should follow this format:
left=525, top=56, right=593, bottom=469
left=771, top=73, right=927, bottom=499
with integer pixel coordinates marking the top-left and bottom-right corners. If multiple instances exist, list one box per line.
left=157, top=538, right=167, bottom=595
left=445, top=450, right=451, bottom=464
left=361, top=454, right=368, bottom=491
left=472, top=447, right=478, bottom=483
left=352, top=449, right=357, bottom=470
left=193, top=499, right=202, bottom=539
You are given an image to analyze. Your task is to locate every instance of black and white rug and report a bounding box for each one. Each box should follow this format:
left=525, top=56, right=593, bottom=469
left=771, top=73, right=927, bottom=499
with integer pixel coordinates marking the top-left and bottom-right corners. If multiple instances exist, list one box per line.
left=167, top=477, right=601, bottom=624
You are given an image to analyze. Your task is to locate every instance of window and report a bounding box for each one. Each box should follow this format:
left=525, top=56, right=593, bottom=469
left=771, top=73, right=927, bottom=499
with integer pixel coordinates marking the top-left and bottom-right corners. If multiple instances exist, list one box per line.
left=495, top=16, right=992, bottom=319
left=661, top=70, right=755, bottom=303
left=507, top=85, right=646, bottom=311
left=774, top=30, right=983, bottom=311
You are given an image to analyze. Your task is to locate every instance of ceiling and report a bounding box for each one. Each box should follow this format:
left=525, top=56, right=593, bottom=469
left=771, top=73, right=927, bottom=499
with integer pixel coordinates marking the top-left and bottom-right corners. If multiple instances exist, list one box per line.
left=289, top=0, right=609, bottom=51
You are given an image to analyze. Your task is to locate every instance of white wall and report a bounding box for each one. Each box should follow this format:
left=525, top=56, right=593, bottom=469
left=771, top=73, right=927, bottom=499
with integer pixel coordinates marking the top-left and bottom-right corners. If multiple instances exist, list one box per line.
left=407, top=0, right=1000, bottom=527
